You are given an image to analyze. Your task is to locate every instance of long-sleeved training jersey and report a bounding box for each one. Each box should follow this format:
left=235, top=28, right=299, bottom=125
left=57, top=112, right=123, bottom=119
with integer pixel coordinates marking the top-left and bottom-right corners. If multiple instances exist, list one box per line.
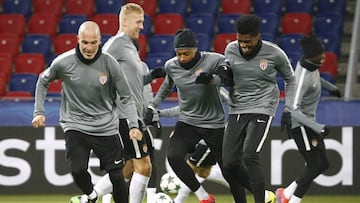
left=224, top=40, right=296, bottom=116
left=33, top=48, right=138, bottom=136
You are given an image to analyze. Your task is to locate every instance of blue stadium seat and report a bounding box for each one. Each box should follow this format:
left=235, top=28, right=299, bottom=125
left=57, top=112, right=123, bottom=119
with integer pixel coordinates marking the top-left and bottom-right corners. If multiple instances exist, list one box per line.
left=253, top=0, right=283, bottom=16
left=317, top=33, right=341, bottom=57
left=186, top=13, right=215, bottom=38
left=21, top=34, right=52, bottom=64
left=314, top=12, right=344, bottom=36
left=145, top=52, right=173, bottom=70
left=285, top=0, right=314, bottom=14
left=196, top=33, right=211, bottom=51
left=261, top=33, right=277, bottom=43
left=9, top=73, right=38, bottom=96
left=3, top=0, right=32, bottom=19
left=149, top=34, right=175, bottom=55
left=190, top=0, right=219, bottom=16
left=257, top=12, right=280, bottom=39
left=141, top=14, right=152, bottom=37
left=218, top=14, right=241, bottom=34
left=278, top=34, right=305, bottom=54
left=101, top=34, right=112, bottom=46
left=286, top=51, right=302, bottom=69
left=317, top=0, right=346, bottom=15
left=59, top=15, right=87, bottom=34
left=158, top=0, right=188, bottom=16
left=95, top=0, right=123, bottom=14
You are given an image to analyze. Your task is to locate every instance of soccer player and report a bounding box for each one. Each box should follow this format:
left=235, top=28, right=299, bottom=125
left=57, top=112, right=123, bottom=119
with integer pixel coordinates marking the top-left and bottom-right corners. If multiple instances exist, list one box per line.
left=93, top=3, right=165, bottom=203
left=220, top=14, right=296, bottom=203
left=32, top=21, right=142, bottom=203
left=275, top=35, right=341, bottom=203
left=144, top=28, right=231, bottom=203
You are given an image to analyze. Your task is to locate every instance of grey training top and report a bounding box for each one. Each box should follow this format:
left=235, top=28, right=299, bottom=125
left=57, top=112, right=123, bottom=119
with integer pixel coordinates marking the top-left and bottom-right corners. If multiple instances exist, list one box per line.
left=33, top=49, right=138, bottom=136
left=151, top=51, right=226, bottom=129
left=224, top=40, right=296, bottom=116
left=291, top=61, right=338, bottom=133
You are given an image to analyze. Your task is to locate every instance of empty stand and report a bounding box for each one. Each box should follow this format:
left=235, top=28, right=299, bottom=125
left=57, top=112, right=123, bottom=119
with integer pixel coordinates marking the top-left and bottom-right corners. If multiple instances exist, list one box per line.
left=2, top=91, right=33, bottom=99
left=0, top=33, right=20, bottom=62
left=65, top=0, right=95, bottom=18
left=33, top=0, right=64, bottom=21
left=149, top=34, right=175, bottom=55
left=15, top=53, right=45, bottom=75
left=158, top=0, right=188, bottom=16
left=47, top=79, right=62, bottom=96
left=319, top=51, right=338, bottom=80
left=316, top=0, right=346, bottom=15
left=253, top=0, right=283, bottom=16
left=213, top=33, right=236, bottom=54
left=261, top=33, right=277, bottom=43
left=285, top=0, right=314, bottom=14
left=101, top=34, right=112, bottom=45
left=95, top=0, right=123, bottom=14
left=141, top=14, right=152, bottom=37
left=154, top=14, right=184, bottom=35
left=27, top=13, right=58, bottom=39
left=92, top=13, right=119, bottom=35
left=186, top=13, right=215, bottom=38
left=0, top=14, right=26, bottom=39
left=217, top=14, right=240, bottom=34
left=59, top=14, right=87, bottom=34
left=54, top=34, right=78, bottom=54
left=281, top=12, right=312, bottom=35
left=3, top=0, right=32, bottom=19
left=314, top=12, right=344, bottom=36
left=190, top=0, right=219, bottom=16
left=317, top=33, right=341, bottom=57
left=0, top=54, right=13, bottom=82
left=9, top=73, right=38, bottom=96
left=126, top=0, right=157, bottom=18
left=150, top=77, right=165, bottom=93
left=286, top=51, right=302, bottom=69
left=145, top=52, right=173, bottom=70
left=221, top=0, right=251, bottom=14
left=278, top=34, right=305, bottom=54
left=257, top=12, right=280, bottom=39
left=138, top=33, right=147, bottom=61
left=21, top=34, right=53, bottom=64
left=0, top=77, right=7, bottom=97
left=196, top=33, right=211, bottom=51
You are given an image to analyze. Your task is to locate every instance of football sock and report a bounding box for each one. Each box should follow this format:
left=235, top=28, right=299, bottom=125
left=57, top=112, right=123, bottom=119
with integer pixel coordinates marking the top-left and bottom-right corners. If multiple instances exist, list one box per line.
left=146, top=187, right=156, bottom=203
left=284, top=181, right=298, bottom=199
left=194, top=185, right=208, bottom=200
left=129, top=172, right=150, bottom=203
left=289, top=195, right=302, bottom=203
left=94, top=173, right=112, bottom=197
left=87, top=190, right=97, bottom=201
left=101, top=193, right=112, bottom=203
left=195, top=175, right=205, bottom=183
left=174, top=183, right=192, bottom=203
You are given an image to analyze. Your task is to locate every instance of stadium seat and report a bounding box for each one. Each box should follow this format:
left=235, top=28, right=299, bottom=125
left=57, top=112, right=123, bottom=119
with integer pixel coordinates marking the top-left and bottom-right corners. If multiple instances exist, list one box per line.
left=33, top=0, right=64, bottom=22
left=27, top=13, right=58, bottom=39
left=281, top=12, right=312, bottom=35
left=190, top=0, right=219, bottom=16
left=59, top=14, right=87, bottom=34
left=95, top=0, right=123, bottom=14
left=149, top=34, right=175, bottom=55
left=145, top=52, right=173, bottom=70
left=158, top=0, right=188, bottom=16
left=0, top=54, right=13, bottom=82
left=317, top=33, right=341, bottom=57
left=15, top=53, right=45, bottom=75
left=0, top=14, right=26, bottom=39
left=54, top=34, right=78, bottom=54
left=278, top=34, right=305, bottom=54
left=21, top=34, right=52, bottom=64
left=314, top=12, right=344, bottom=36
left=257, top=12, right=280, bottom=38
left=2, top=91, right=33, bottom=99
left=65, top=0, right=95, bottom=18
left=141, top=14, right=152, bottom=37
left=253, top=0, right=283, bottom=16
left=47, top=79, right=62, bottom=96
left=101, top=34, right=112, bottom=46
left=154, top=14, right=184, bottom=35
left=9, top=73, right=38, bottom=96
left=285, top=0, right=314, bottom=14
left=261, top=33, right=277, bottom=43
left=0, top=77, right=7, bottom=97
left=92, top=13, right=119, bottom=35
left=0, top=33, right=20, bottom=62
left=138, top=33, right=147, bottom=61
left=126, top=0, right=157, bottom=18
left=221, top=0, right=251, bottom=14
left=217, top=14, right=240, bottom=34
left=319, top=51, right=338, bottom=80
left=317, top=0, right=346, bottom=15
left=196, top=33, right=211, bottom=51
left=286, top=51, right=302, bottom=69
left=150, top=77, right=165, bottom=93
left=3, top=0, right=32, bottom=19
left=213, top=33, right=236, bottom=54
left=186, top=13, right=215, bottom=38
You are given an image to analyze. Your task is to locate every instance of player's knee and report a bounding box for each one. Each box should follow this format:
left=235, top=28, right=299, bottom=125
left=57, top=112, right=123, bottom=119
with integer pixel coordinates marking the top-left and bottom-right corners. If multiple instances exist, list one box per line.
left=134, top=158, right=152, bottom=176
left=109, top=168, right=124, bottom=183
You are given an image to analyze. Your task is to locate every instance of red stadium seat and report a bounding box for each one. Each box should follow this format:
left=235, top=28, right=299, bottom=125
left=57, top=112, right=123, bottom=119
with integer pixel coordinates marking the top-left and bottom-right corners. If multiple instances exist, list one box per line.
left=2, top=91, right=33, bottom=100
left=138, top=33, right=147, bottom=61
left=319, top=52, right=338, bottom=80
left=33, top=0, right=64, bottom=22
left=126, top=0, right=157, bottom=18
left=221, top=0, right=251, bottom=14
left=92, top=14, right=119, bottom=35
left=0, top=76, right=7, bottom=97
left=15, top=53, right=45, bottom=75
left=154, top=13, right=184, bottom=35
left=0, top=33, right=20, bottom=62
left=213, top=33, right=236, bottom=54
left=65, top=0, right=95, bottom=18
left=0, top=54, right=13, bottom=82
left=0, top=14, right=26, bottom=39
left=281, top=12, right=312, bottom=35
left=47, top=79, right=62, bottom=96
left=27, top=13, right=58, bottom=39
left=54, top=33, right=78, bottom=54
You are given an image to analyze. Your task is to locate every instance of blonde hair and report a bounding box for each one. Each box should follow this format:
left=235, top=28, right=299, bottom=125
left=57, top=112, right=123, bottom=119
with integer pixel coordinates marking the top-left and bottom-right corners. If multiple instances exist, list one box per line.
left=119, top=3, right=144, bottom=19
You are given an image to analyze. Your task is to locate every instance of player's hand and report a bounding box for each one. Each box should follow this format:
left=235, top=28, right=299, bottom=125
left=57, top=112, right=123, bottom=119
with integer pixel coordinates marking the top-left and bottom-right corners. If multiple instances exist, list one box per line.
left=281, top=111, right=292, bottom=138
left=151, top=67, right=166, bottom=79
left=195, top=72, right=213, bottom=84
left=320, top=126, right=330, bottom=137
left=216, top=65, right=234, bottom=87
left=32, top=115, right=45, bottom=128
left=329, top=89, right=341, bottom=98
left=129, top=127, right=143, bottom=141
left=144, top=106, right=156, bottom=125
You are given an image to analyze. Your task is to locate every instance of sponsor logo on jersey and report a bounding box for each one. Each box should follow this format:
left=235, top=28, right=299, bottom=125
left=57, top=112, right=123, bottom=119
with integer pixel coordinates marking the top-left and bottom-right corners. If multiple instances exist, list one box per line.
left=99, top=72, right=107, bottom=85
left=259, top=59, right=268, bottom=70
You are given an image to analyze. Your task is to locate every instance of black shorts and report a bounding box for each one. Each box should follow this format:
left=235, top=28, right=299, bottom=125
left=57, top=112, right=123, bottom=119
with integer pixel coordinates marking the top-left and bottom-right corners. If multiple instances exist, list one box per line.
left=292, top=126, right=326, bottom=152
left=186, top=142, right=216, bottom=167
left=119, top=119, right=152, bottom=160
left=64, top=130, right=124, bottom=171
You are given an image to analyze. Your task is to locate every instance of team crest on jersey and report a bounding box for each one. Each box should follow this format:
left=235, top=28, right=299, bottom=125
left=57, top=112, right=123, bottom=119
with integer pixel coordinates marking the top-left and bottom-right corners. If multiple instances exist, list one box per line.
left=259, top=59, right=268, bottom=70
left=99, top=72, right=107, bottom=85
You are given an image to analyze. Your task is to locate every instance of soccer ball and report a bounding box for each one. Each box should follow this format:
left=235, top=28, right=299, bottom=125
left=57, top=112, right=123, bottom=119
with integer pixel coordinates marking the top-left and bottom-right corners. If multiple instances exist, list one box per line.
left=69, top=195, right=87, bottom=203
left=154, top=192, right=174, bottom=203
left=159, top=172, right=182, bottom=194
